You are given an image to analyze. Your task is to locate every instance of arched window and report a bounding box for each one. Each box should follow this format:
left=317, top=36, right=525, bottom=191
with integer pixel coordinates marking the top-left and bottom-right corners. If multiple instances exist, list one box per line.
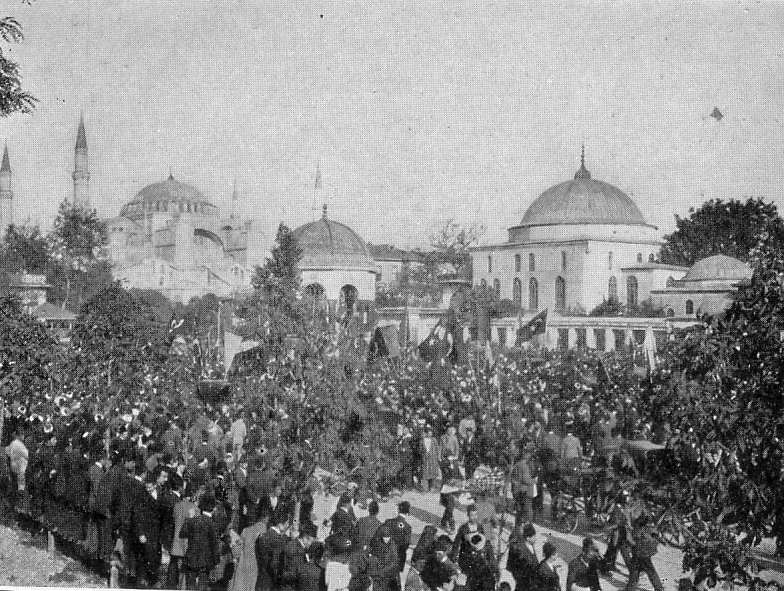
left=666, top=276, right=675, bottom=288
left=608, top=251, right=613, bottom=270
left=608, top=276, right=618, bottom=303
left=305, top=283, right=325, bottom=301
left=649, top=253, right=656, bottom=263
left=561, top=251, right=567, bottom=270
left=636, top=253, right=643, bottom=263
left=493, top=278, right=501, bottom=298
left=488, top=255, right=493, bottom=273
left=513, top=278, right=522, bottom=306
left=555, top=276, right=566, bottom=312
left=627, top=276, right=639, bottom=307
left=686, top=299, right=694, bottom=315
left=340, top=285, right=358, bottom=315
left=529, top=278, right=539, bottom=311
left=480, top=279, right=487, bottom=288
left=529, top=253, right=536, bottom=272
left=515, top=254, right=521, bottom=273
left=667, top=308, right=675, bottom=317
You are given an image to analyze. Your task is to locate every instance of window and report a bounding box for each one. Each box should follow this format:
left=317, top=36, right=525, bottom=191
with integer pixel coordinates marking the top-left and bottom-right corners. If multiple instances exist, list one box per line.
left=666, top=276, right=675, bottom=287
left=627, top=276, right=638, bottom=307
left=608, top=251, right=613, bottom=270
left=608, top=276, right=618, bottom=303
left=654, top=331, right=667, bottom=352
left=614, top=329, right=626, bottom=350
left=513, top=278, right=522, bottom=307
left=594, top=329, right=606, bottom=351
left=493, top=278, right=501, bottom=298
left=488, top=255, right=493, bottom=273
left=529, top=253, right=535, bottom=272
left=497, top=327, right=507, bottom=346
left=649, top=253, right=656, bottom=262
left=637, top=253, right=643, bottom=263
left=667, top=308, right=675, bottom=317
left=555, top=276, right=566, bottom=312
left=576, top=328, right=587, bottom=349
left=633, top=330, right=646, bottom=346
left=561, top=251, right=567, bottom=270
left=480, top=279, right=487, bottom=288
left=686, top=299, right=694, bottom=314
left=529, top=278, right=539, bottom=311
left=515, top=254, right=521, bottom=273
left=557, top=329, right=569, bottom=350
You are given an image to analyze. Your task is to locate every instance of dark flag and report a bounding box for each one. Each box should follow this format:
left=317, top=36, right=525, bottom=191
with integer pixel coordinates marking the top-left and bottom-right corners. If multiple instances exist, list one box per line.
left=516, top=309, right=548, bottom=345
left=710, top=107, right=723, bottom=121
left=417, top=318, right=443, bottom=362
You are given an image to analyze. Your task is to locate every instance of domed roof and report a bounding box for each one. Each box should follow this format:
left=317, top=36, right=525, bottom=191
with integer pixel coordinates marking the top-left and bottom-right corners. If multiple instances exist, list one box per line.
left=682, top=254, right=752, bottom=282
left=121, top=174, right=218, bottom=220
left=519, top=155, right=647, bottom=227
left=292, top=206, right=375, bottom=271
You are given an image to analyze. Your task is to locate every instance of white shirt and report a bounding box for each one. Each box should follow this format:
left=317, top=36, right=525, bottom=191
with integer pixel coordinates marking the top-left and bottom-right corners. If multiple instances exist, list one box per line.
left=325, top=560, right=351, bottom=591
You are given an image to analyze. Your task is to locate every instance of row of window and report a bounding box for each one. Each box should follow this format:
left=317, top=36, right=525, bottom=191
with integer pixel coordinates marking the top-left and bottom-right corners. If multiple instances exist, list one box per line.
left=555, top=328, right=668, bottom=351
left=124, top=200, right=217, bottom=215
left=488, top=251, right=658, bottom=274
left=482, top=276, right=563, bottom=311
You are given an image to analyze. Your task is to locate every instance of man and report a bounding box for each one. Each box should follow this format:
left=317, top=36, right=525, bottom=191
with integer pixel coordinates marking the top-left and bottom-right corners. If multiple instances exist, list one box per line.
left=405, top=555, right=427, bottom=591
left=624, top=515, right=664, bottom=591
left=506, top=522, right=538, bottom=591
left=421, top=537, right=460, bottom=591
left=86, top=451, right=109, bottom=561
left=133, top=472, right=165, bottom=587
left=510, top=448, right=536, bottom=527
left=167, top=478, right=196, bottom=589
left=330, top=492, right=357, bottom=537
left=280, top=520, right=317, bottom=591
left=383, top=501, right=412, bottom=574
left=255, top=508, right=291, bottom=591
left=567, top=538, right=602, bottom=591
left=538, top=541, right=561, bottom=591
left=451, top=504, right=486, bottom=570
left=258, top=482, right=285, bottom=524
left=368, top=523, right=400, bottom=591
left=234, top=456, right=250, bottom=530
left=561, top=423, right=583, bottom=463
left=461, top=427, right=481, bottom=481
left=231, top=412, right=248, bottom=460
left=351, top=500, right=382, bottom=550
left=6, top=429, right=29, bottom=495
left=461, top=533, right=496, bottom=591
left=600, top=491, right=634, bottom=574
left=180, top=495, right=221, bottom=591
left=118, top=461, right=147, bottom=588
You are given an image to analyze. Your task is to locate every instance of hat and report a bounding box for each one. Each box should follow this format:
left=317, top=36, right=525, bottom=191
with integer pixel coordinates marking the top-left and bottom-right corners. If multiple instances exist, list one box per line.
left=338, top=492, right=354, bottom=505
left=299, top=521, right=318, bottom=538
left=398, top=501, right=410, bottom=515
left=433, top=537, right=452, bottom=553
left=523, top=523, right=536, bottom=538
left=469, top=533, right=486, bottom=551
left=327, top=534, right=353, bottom=555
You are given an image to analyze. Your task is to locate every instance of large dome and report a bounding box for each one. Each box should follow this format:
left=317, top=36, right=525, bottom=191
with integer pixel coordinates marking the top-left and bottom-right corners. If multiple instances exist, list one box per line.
left=292, top=207, right=375, bottom=270
left=682, top=254, right=752, bottom=283
left=121, top=174, right=218, bottom=220
left=519, top=160, right=647, bottom=227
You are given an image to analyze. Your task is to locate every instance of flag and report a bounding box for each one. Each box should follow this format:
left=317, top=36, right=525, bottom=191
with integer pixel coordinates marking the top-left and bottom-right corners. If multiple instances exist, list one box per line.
left=643, top=326, right=657, bottom=370
left=399, top=308, right=409, bottom=351
left=597, top=357, right=612, bottom=387
left=417, top=319, right=442, bottom=362
left=516, top=309, right=548, bottom=345
left=710, top=107, right=723, bottom=121
left=314, top=164, right=322, bottom=190
left=484, top=339, right=494, bottom=369
left=224, top=331, right=258, bottom=372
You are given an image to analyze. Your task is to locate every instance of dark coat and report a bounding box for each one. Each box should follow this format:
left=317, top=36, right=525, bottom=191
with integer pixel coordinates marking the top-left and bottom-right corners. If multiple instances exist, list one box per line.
left=566, top=555, right=601, bottom=591
left=384, top=516, right=412, bottom=572
left=352, top=515, right=382, bottom=550
left=180, top=512, right=221, bottom=573
left=279, top=538, right=308, bottom=591
left=462, top=546, right=496, bottom=591
left=87, top=462, right=105, bottom=513
left=158, top=489, right=178, bottom=552
left=330, top=507, right=356, bottom=537
left=451, top=522, right=487, bottom=570
left=367, top=539, right=399, bottom=591
left=296, top=561, right=326, bottom=591
left=537, top=560, right=561, bottom=591
left=254, top=527, right=289, bottom=591
left=506, top=532, right=539, bottom=587
left=118, top=475, right=146, bottom=541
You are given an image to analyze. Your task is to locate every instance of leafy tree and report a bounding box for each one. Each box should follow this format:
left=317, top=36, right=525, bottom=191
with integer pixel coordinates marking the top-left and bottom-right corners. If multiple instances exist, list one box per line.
left=429, top=219, right=485, bottom=277
left=660, top=197, right=784, bottom=267
left=0, top=13, right=36, bottom=117
left=48, top=201, right=111, bottom=310
left=0, top=223, right=51, bottom=274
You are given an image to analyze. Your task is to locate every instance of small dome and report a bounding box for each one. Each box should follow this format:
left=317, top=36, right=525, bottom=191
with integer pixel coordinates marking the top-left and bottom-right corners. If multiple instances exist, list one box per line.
left=682, top=255, right=752, bottom=282
left=293, top=208, right=374, bottom=271
left=520, top=156, right=647, bottom=227
left=121, top=175, right=218, bottom=220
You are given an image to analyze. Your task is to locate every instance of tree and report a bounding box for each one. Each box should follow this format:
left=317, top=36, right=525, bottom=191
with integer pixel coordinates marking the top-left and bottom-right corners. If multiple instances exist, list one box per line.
left=0, top=223, right=51, bottom=275
left=659, top=197, right=784, bottom=267
left=0, top=13, right=36, bottom=117
left=429, top=219, right=485, bottom=277
left=48, top=201, right=111, bottom=310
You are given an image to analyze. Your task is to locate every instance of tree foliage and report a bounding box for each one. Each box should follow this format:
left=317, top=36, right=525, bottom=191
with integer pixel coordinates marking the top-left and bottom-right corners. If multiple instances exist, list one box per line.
left=660, top=197, right=784, bottom=267
left=429, top=219, right=485, bottom=277
left=0, top=15, right=36, bottom=117
left=0, top=223, right=50, bottom=275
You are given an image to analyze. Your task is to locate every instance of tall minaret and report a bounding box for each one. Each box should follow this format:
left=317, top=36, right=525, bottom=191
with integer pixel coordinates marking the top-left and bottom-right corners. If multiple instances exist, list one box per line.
left=0, top=143, right=13, bottom=237
left=72, top=114, right=90, bottom=208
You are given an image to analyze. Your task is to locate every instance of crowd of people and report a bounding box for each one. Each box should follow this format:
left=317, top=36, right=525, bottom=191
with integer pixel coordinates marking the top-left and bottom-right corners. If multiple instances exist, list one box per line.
left=0, top=346, right=701, bottom=591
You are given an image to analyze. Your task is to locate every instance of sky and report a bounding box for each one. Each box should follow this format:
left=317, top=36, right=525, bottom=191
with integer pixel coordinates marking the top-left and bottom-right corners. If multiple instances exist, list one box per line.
left=1, top=0, right=783, bottom=248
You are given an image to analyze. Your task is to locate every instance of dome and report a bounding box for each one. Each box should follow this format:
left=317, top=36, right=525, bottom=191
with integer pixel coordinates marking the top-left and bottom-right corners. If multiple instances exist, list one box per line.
left=519, top=158, right=647, bottom=227
left=121, top=174, right=218, bottom=220
left=682, top=255, right=752, bottom=283
left=292, top=207, right=375, bottom=271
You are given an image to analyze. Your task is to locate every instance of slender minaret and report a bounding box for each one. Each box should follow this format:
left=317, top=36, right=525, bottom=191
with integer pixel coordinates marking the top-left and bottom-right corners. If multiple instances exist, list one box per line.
left=72, top=114, right=90, bottom=208
left=230, top=179, right=238, bottom=219
left=0, top=143, right=13, bottom=238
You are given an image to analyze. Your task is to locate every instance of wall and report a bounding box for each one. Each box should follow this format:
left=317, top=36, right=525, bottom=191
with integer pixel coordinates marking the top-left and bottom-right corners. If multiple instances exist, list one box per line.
left=301, top=268, right=377, bottom=302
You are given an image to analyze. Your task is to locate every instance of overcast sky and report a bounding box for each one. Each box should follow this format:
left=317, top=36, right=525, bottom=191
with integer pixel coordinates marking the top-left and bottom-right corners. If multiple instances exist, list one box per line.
left=1, top=0, right=783, bottom=247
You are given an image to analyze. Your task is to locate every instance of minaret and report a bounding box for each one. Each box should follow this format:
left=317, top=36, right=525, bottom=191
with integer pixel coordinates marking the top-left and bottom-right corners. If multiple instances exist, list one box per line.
left=0, top=143, right=13, bottom=237
left=72, top=114, right=90, bottom=208
left=230, top=179, right=238, bottom=219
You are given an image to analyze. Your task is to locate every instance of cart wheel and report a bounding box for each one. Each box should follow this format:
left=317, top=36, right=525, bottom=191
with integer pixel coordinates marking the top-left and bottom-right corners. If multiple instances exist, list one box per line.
left=659, top=514, right=686, bottom=548
left=553, top=497, right=580, bottom=534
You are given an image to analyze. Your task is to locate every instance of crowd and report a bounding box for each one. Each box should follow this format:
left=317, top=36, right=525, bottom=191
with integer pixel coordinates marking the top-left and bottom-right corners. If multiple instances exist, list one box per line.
left=0, top=347, right=694, bottom=591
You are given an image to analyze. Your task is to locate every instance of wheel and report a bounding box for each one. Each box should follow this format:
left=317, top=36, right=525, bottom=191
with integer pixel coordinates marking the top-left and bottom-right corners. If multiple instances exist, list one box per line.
left=553, top=496, right=580, bottom=534
left=659, top=514, right=686, bottom=548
